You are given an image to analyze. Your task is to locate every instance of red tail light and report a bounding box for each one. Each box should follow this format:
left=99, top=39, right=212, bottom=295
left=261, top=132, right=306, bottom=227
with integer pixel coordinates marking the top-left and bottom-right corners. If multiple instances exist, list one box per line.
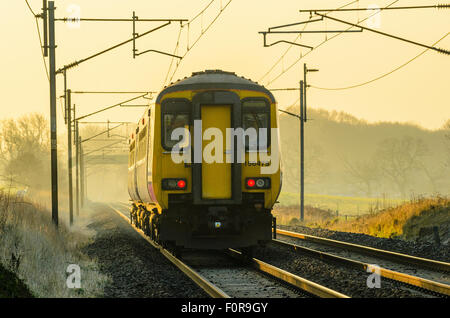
left=177, top=180, right=186, bottom=189
left=245, top=177, right=271, bottom=189
left=162, top=178, right=187, bottom=190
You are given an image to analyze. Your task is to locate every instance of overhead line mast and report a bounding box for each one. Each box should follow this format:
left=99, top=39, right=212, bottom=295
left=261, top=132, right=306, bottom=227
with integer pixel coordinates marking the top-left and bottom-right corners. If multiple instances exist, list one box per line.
left=32, top=0, right=187, bottom=226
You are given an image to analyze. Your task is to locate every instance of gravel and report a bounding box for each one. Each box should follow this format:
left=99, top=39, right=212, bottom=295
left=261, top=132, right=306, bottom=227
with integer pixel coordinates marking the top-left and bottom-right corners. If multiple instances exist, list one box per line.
left=253, top=244, right=431, bottom=298
left=279, top=225, right=450, bottom=263
left=77, top=203, right=446, bottom=298
left=82, top=203, right=207, bottom=298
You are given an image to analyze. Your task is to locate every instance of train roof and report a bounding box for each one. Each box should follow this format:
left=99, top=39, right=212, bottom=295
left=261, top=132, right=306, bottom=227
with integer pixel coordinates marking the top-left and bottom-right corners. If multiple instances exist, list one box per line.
left=156, top=70, right=275, bottom=103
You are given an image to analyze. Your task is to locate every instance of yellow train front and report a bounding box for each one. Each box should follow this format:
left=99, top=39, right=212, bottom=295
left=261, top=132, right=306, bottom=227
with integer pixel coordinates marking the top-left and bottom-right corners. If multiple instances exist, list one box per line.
left=128, top=70, right=282, bottom=250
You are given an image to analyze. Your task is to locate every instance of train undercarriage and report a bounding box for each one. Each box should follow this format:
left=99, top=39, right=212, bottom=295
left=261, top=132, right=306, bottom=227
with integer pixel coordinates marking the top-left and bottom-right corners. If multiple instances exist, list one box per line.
left=129, top=202, right=273, bottom=255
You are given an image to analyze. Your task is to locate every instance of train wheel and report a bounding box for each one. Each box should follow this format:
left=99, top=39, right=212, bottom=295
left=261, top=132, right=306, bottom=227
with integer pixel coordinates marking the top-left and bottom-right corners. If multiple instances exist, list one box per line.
left=151, top=222, right=158, bottom=243
left=144, top=214, right=150, bottom=236
left=150, top=215, right=160, bottom=243
left=136, top=209, right=142, bottom=229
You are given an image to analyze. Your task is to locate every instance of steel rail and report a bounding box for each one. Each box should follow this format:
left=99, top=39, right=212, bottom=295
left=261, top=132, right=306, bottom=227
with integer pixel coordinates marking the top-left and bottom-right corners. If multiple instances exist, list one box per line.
left=227, top=248, right=349, bottom=298
left=112, top=203, right=346, bottom=298
left=276, top=228, right=450, bottom=272
left=108, top=204, right=229, bottom=298
left=272, top=239, right=450, bottom=296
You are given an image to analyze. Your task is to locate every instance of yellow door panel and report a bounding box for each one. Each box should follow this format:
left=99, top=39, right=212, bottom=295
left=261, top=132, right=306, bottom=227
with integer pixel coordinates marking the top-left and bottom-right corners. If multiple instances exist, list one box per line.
left=201, top=105, right=232, bottom=199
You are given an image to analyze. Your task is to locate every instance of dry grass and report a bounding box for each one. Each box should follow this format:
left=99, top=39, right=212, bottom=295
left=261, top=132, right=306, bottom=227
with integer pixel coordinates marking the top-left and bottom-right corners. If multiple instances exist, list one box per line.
left=277, top=192, right=406, bottom=216
left=274, top=195, right=450, bottom=241
left=0, top=190, right=109, bottom=297
left=313, top=196, right=449, bottom=239
left=273, top=205, right=334, bottom=226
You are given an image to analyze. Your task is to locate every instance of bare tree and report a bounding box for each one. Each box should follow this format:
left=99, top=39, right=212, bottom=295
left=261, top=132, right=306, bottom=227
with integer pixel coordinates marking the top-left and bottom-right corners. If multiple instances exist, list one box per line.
left=0, top=113, right=50, bottom=189
left=444, top=119, right=450, bottom=168
left=375, top=136, right=428, bottom=197
left=342, top=157, right=379, bottom=197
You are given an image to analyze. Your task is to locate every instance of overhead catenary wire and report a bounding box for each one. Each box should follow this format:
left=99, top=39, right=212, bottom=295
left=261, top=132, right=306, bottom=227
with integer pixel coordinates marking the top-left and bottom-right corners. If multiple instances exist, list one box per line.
left=81, top=123, right=126, bottom=143
left=189, top=0, right=216, bottom=23
left=56, top=21, right=173, bottom=74
left=310, top=32, right=450, bottom=91
left=163, top=0, right=217, bottom=87
left=258, top=0, right=359, bottom=83
left=164, top=25, right=183, bottom=86
left=55, top=18, right=187, bottom=22
left=314, top=12, right=450, bottom=54
left=84, top=140, right=126, bottom=156
left=71, top=91, right=155, bottom=94
left=24, top=0, right=36, bottom=16
left=165, top=0, right=233, bottom=85
left=74, top=93, right=149, bottom=122
left=25, top=0, right=50, bottom=82
left=299, top=4, right=450, bottom=12
left=264, top=0, right=401, bottom=86
left=182, top=0, right=233, bottom=57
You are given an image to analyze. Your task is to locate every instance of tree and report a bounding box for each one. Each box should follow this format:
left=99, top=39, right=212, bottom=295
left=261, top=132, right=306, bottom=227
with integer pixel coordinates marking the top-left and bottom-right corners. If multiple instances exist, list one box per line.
left=342, top=157, right=379, bottom=197
left=444, top=120, right=450, bottom=168
left=0, top=113, right=50, bottom=189
left=374, top=136, right=428, bottom=198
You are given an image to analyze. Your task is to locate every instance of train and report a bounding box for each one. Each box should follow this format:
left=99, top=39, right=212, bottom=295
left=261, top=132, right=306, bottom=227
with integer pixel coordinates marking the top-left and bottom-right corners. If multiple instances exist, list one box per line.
left=127, top=70, right=282, bottom=253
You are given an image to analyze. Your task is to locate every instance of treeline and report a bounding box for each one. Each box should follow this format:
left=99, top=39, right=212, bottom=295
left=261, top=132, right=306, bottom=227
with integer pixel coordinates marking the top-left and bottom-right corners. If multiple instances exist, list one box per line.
left=0, top=113, right=132, bottom=203
left=1, top=111, right=449, bottom=200
left=0, top=113, right=53, bottom=190
left=279, top=107, right=450, bottom=198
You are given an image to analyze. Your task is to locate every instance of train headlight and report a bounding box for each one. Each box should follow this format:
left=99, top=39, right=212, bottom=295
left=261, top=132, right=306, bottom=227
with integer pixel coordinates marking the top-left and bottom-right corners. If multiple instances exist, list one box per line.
left=245, top=177, right=271, bottom=189
left=256, top=179, right=265, bottom=188
left=162, top=178, right=187, bottom=190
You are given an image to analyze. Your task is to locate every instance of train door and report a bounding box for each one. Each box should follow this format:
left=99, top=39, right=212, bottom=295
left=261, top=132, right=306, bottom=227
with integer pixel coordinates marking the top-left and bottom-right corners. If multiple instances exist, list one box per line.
left=201, top=105, right=232, bottom=199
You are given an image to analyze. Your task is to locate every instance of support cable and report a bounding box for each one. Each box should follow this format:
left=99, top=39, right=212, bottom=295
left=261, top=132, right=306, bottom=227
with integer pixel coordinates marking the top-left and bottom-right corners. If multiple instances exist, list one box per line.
left=166, top=0, right=233, bottom=84
left=314, top=12, right=450, bottom=54
left=74, top=93, right=148, bottom=121
left=265, top=0, right=401, bottom=86
left=25, top=0, right=50, bottom=82
left=310, top=32, right=449, bottom=90
left=56, top=22, right=173, bottom=74
left=258, top=0, right=359, bottom=83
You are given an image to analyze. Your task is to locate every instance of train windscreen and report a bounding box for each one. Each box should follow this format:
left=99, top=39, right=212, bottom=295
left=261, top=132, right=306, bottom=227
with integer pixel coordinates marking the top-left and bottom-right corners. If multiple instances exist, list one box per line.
left=242, top=100, right=270, bottom=150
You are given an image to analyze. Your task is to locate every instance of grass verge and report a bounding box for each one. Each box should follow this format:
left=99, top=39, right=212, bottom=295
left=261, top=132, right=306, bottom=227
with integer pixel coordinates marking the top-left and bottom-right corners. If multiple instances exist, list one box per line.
left=277, top=192, right=406, bottom=216
left=0, top=190, right=108, bottom=297
left=275, top=195, right=449, bottom=241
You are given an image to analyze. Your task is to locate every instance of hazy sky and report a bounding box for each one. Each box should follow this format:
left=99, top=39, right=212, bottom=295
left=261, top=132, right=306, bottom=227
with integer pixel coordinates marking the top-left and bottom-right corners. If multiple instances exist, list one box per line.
left=1, top=0, right=449, bottom=132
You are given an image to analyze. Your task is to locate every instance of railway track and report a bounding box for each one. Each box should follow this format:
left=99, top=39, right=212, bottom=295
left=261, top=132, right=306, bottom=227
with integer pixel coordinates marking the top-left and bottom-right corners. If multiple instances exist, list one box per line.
left=274, top=228, right=450, bottom=297
left=109, top=203, right=349, bottom=298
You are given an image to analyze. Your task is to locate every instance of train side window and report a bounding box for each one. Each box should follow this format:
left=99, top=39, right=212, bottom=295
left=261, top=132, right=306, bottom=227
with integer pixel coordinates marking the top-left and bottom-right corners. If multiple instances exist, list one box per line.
left=137, top=127, right=147, bottom=160
left=163, top=113, right=190, bottom=149
left=242, top=100, right=270, bottom=150
left=129, top=141, right=135, bottom=167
